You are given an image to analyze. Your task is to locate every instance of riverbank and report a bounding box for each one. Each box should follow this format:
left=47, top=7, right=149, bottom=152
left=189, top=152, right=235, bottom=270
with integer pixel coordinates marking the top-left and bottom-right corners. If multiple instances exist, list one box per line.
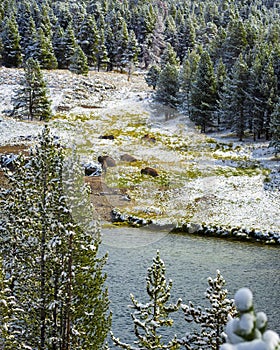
left=0, top=68, right=279, bottom=245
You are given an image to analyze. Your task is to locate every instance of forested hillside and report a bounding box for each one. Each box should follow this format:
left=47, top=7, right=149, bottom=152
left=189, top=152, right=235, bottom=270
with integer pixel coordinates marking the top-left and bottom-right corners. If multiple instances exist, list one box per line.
left=0, top=0, right=279, bottom=142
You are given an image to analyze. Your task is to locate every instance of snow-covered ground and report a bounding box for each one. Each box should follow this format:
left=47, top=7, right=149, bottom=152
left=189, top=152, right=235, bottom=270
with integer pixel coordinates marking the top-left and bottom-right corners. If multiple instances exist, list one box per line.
left=0, top=68, right=279, bottom=240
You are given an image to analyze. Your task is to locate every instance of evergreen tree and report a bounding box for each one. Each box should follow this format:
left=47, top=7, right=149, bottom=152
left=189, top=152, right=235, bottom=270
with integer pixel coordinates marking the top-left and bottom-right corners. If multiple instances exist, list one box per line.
left=141, top=14, right=165, bottom=68
left=118, top=20, right=129, bottom=72
left=180, top=270, right=237, bottom=350
left=12, top=58, right=51, bottom=121
left=160, top=43, right=180, bottom=69
left=270, top=97, right=280, bottom=155
left=35, top=27, right=58, bottom=69
left=112, top=251, right=181, bottom=349
left=179, top=48, right=200, bottom=113
left=78, top=14, right=99, bottom=67
left=145, top=64, right=161, bottom=90
left=215, top=58, right=227, bottom=125
left=57, top=24, right=77, bottom=69
left=190, top=51, right=217, bottom=133
left=17, top=1, right=37, bottom=60
left=69, top=45, right=89, bottom=75
left=219, top=54, right=250, bottom=141
left=52, top=23, right=65, bottom=68
left=0, top=127, right=111, bottom=349
left=222, top=18, right=248, bottom=68
left=156, top=63, right=180, bottom=108
left=248, top=52, right=277, bottom=141
left=1, top=15, right=22, bottom=67
left=96, top=27, right=109, bottom=71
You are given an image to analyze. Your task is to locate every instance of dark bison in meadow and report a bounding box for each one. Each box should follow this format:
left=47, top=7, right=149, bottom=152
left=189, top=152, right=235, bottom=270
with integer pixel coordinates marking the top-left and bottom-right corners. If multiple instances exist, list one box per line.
left=99, top=135, right=115, bottom=140
left=98, top=155, right=116, bottom=168
left=141, top=167, right=159, bottom=177
left=120, top=154, right=137, bottom=162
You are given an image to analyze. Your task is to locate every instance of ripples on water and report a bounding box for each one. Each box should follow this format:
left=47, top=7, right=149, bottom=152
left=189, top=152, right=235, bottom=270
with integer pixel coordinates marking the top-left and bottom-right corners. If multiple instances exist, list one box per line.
left=100, top=226, right=280, bottom=348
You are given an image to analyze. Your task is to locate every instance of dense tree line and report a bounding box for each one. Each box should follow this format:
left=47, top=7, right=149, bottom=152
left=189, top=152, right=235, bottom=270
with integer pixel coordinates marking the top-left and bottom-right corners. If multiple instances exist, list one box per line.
left=1, top=0, right=279, bottom=143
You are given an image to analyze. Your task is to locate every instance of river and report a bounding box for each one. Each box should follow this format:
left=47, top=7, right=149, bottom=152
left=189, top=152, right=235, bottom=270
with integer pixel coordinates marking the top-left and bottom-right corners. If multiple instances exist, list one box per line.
left=100, top=226, right=280, bottom=348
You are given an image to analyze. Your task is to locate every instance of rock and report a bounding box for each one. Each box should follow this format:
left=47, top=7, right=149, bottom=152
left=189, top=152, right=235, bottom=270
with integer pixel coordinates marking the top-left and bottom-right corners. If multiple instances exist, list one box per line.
left=141, top=167, right=159, bottom=177
left=0, top=154, right=18, bottom=171
left=84, top=162, right=102, bottom=176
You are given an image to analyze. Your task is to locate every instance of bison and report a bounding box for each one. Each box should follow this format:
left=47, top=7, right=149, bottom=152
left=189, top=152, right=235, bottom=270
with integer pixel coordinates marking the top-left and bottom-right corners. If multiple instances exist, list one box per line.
left=98, top=155, right=116, bottom=168
left=99, top=135, right=115, bottom=140
left=120, top=154, right=137, bottom=162
left=142, top=134, right=156, bottom=143
left=141, top=167, right=159, bottom=177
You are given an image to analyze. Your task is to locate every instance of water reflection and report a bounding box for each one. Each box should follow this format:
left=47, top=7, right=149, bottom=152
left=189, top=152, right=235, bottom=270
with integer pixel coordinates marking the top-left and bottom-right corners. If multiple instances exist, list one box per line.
left=100, top=227, right=280, bottom=348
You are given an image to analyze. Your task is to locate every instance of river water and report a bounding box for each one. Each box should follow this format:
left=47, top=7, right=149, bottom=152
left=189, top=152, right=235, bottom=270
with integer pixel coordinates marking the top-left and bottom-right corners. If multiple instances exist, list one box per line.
left=100, top=226, right=280, bottom=348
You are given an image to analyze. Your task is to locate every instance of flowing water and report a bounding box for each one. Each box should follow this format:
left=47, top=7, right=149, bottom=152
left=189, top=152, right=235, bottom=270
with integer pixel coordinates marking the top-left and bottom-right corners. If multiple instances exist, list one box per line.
left=100, top=226, right=280, bottom=348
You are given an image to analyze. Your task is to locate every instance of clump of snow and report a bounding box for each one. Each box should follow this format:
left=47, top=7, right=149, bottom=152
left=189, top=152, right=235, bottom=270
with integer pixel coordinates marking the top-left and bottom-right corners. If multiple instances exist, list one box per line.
left=222, top=288, right=280, bottom=350
left=234, top=288, right=253, bottom=312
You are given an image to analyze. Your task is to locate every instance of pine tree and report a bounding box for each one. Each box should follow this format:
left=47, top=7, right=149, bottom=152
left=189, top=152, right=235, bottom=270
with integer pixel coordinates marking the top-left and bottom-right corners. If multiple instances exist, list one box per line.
left=0, top=126, right=111, bottom=349
left=126, top=30, right=140, bottom=80
left=96, top=26, right=109, bottom=71
left=222, top=17, right=248, bottom=68
left=160, top=43, right=180, bottom=69
left=35, top=27, right=58, bottom=69
left=17, top=1, right=37, bottom=60
left=215, top=58, right=227, bottom=125
left=11, top=58, right=52, bottom=121
left=141, top=14, right=165, bottom=68
left=190, top=51, right=217, bottom=133
left=155, top=63, right=180, bottom=108
left=78, top=14, right=99, bottom=67
left=1, top=15, right=22, bottom=67
left=57, top=24, right=77, bottom=69
left=180, top=270, right=237, bottom=350
left=145, top=65, right=161, bottom=90
left=219, top=54, right=249, bottom=141
left=69, top=45, right=89, bottom=75
left=179, top=48, right=200, bottom=113
left=270, top=97, right=280, bottom=155
left=112, top=251, right=181, bottom=349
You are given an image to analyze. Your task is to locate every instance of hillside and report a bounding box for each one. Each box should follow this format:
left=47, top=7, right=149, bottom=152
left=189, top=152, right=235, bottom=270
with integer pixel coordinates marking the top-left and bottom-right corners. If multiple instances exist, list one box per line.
left=0, top=69, right=279, bottom=244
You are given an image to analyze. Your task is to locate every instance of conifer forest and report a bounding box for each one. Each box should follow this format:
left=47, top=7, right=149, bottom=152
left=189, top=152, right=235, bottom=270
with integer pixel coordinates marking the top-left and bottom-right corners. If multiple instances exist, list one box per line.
left=0, top=0, right=280, bottom=349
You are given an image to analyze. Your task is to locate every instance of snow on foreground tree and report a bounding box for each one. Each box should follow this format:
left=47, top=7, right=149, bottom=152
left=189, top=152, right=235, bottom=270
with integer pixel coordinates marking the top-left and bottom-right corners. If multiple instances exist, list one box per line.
left=179, top=270, right=237, bottom=350
left=221, top=288, right=280, bottom=350
left=0, top=126, right=111, bottom=349
left=111, top=250, right=182, bottom=349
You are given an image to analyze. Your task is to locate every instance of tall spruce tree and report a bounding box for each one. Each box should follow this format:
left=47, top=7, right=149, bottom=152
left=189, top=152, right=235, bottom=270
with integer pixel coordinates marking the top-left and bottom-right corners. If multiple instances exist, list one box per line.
left=155, top=63, right=180, bottom=108
left=34, top=27, right=58, bottom=70
left=0, top=126, right=111, bottom=349
left=145, top=64, right=161, bottom=90
left=270, top=97, right=280, bottom=155
left=189, top=51, right=217, bottom=133
left=78, top=14, right=99, bottom=67
left=11, top=58, right=51, bottom=121
left=1, top=15, right=22, bottom=67
left=179, top=48, right=200, bottom=114
left=112, top=251, right=181, bottom=349
left=219, top=54, right=250, bottom=141
left=69, top=45, right=89, bottom=75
